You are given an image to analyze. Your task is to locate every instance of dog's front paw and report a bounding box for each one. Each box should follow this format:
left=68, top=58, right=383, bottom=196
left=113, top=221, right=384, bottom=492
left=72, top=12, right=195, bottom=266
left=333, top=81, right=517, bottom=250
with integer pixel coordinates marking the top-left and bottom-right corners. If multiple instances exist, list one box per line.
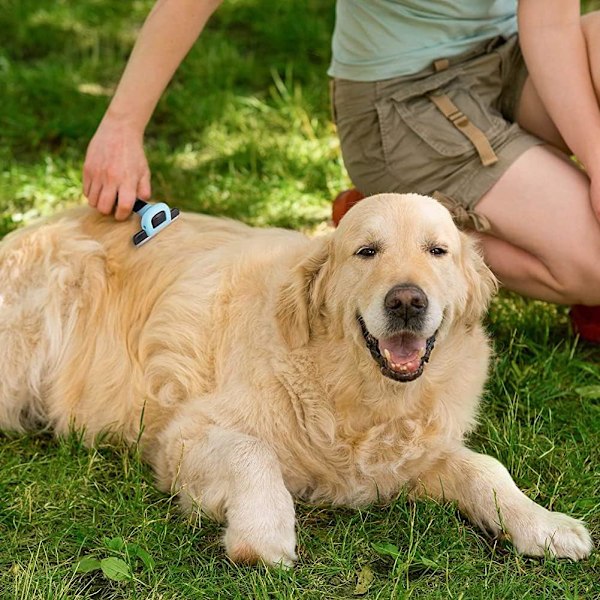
left=223, top=496, right=297, bottom=567
left=508, top=503, right=593, bottom=560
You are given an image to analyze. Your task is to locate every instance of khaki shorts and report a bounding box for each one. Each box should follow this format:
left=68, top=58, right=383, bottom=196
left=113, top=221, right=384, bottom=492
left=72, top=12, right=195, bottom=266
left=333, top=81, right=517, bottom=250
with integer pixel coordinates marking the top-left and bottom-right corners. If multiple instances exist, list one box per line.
left=332, top=35, right=543, bottom=231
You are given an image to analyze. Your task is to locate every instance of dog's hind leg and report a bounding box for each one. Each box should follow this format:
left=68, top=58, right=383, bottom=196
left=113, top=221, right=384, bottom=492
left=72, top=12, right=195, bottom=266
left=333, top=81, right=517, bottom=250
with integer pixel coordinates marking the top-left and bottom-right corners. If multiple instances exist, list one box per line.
left=154, top=408, right=297, bottom=566
left=413, top=447, right=593, bottom=560
left=0, top=220, right=105, bottom=432
left=0, top=237, right=51, bottom=431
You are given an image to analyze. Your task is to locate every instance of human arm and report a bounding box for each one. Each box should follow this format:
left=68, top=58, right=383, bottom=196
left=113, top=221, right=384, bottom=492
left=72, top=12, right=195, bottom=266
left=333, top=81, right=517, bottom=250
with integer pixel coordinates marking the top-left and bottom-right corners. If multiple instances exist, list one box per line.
left=83, top=0, right=223, bottom=220
left=517, top=0, right=600, bottom=217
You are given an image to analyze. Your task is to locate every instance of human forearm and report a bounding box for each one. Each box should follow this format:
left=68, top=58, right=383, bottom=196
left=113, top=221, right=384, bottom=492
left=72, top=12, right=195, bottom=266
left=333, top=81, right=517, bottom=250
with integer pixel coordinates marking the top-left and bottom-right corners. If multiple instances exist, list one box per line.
left=104, top=0, right=223, bottom=132
left=84, top=0, right=222, bottom=218
left=518, top=0, right=600, bottom=169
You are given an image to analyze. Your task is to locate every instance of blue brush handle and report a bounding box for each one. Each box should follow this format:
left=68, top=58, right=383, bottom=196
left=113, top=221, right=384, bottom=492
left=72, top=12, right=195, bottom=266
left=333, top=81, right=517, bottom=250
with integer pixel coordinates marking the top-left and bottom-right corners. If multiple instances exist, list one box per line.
left=139, top=202, right=172, bottom=235
left=131, top=199, right=180, bottom=247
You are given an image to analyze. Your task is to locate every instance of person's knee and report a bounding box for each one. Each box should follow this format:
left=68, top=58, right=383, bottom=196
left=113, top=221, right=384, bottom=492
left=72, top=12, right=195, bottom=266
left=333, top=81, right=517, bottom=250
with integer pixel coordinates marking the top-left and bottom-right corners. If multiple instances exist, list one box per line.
left=551, top=259, right=600, bottom=306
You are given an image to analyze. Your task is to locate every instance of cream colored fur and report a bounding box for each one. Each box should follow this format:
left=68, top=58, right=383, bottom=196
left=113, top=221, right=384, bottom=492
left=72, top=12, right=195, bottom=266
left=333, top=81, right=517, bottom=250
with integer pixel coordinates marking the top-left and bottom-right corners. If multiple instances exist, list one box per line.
left=0, top=193, right=592, bottom=565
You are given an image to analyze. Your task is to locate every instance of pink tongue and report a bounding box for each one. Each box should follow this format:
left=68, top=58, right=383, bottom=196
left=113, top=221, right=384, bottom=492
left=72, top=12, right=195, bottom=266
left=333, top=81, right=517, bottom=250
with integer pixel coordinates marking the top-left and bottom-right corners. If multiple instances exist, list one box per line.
left=378, top=333, right=426, bottom=369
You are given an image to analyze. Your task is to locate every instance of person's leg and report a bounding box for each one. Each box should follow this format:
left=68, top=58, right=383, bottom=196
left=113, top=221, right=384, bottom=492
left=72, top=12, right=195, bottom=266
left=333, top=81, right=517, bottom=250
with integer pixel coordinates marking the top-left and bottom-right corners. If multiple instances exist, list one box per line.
left=515, top=12, right=600, bottom=152
left=475, top=145, right=600, bottom=305
left=475, top=11, right=600, bottom=307
left=582, top=11, right=600, bottom=100
left=515, top=79, right=567, bottom=152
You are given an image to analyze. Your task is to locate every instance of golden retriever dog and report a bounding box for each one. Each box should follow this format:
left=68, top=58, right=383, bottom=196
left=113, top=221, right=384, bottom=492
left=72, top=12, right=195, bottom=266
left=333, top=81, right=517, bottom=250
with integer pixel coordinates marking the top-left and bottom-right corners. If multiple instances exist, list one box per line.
left=0, top=193, right=592, bottom=565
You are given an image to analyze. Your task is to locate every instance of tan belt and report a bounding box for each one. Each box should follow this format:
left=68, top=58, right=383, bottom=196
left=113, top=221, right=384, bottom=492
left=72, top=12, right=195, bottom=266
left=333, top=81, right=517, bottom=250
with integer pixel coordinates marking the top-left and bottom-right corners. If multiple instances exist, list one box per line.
left=428, top=92, right=499, bottom=167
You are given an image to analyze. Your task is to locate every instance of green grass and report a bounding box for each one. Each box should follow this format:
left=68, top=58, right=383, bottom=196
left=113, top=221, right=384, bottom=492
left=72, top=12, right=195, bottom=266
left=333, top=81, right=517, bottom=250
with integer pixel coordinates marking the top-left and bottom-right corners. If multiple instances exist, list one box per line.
left=1, top=1, right=599, bottom=598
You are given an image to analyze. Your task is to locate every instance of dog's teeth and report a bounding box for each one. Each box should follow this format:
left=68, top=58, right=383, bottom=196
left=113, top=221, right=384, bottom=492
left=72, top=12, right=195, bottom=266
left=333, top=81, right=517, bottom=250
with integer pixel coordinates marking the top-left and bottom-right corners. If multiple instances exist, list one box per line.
left=383, top=349, right=392, bottom=363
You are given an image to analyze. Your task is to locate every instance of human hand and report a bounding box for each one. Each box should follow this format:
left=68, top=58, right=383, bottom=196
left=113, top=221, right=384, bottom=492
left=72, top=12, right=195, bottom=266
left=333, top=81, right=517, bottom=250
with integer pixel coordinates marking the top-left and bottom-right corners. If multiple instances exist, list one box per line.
left=83, top=117, right=151, bottom=221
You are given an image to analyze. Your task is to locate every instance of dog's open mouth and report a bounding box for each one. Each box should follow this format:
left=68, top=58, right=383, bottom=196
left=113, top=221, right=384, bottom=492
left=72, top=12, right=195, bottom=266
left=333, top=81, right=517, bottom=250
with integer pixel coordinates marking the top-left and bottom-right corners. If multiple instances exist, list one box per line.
left=358, top=315, right=436, bottom=382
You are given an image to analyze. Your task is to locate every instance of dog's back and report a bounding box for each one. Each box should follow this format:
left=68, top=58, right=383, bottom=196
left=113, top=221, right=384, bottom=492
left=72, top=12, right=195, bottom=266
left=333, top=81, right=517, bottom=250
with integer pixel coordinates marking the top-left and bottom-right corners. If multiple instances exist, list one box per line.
left=0, top=208, right=307, bottom=443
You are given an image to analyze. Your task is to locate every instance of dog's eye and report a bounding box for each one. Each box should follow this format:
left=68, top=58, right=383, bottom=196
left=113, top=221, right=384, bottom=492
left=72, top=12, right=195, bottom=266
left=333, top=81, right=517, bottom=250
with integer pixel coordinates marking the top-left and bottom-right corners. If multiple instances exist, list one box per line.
left=429, top=246, right=448, bottom=257
left=355, top=246, right=378, bottom=258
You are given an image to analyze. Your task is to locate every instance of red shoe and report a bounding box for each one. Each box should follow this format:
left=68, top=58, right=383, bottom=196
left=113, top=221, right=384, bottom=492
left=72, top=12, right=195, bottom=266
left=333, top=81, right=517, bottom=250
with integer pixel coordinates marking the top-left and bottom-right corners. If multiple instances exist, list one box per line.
left=332, top=189, right=365, bottom=226
left=570, top=305, right=600, bottom=344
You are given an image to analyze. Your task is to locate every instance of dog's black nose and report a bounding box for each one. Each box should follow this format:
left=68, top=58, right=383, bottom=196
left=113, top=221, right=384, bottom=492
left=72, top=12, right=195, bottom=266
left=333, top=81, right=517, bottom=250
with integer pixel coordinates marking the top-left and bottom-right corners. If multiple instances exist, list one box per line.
left=384, top=284, right=428, bottom=321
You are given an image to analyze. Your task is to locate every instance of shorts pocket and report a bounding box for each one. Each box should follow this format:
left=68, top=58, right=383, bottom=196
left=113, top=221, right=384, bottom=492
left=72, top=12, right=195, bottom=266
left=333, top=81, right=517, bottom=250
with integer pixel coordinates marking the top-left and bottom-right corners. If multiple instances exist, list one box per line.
left=377, top=70, right=505, bottom=162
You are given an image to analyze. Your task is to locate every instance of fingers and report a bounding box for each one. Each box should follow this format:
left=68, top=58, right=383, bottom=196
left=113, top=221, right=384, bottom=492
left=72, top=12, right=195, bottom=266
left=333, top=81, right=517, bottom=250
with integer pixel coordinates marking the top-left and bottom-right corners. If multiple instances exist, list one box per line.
left=115, top=167, right=152, bottom=220
left=82, top=122, right=151, bottom=219
left=82, top=164, right=92, bottom=199
left=137, top=170, right=152, bottom=201
left=115, top=186, right=137, bottom=221
left=86, top=178, right=103, bottom=209
left=97, top=183, right=118, bottom=215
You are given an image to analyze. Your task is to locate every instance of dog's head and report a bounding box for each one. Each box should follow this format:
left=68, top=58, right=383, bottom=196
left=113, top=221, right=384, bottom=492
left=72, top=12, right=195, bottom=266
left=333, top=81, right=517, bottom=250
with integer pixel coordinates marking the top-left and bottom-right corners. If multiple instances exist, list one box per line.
left=277, top=193, right=497, bottom=382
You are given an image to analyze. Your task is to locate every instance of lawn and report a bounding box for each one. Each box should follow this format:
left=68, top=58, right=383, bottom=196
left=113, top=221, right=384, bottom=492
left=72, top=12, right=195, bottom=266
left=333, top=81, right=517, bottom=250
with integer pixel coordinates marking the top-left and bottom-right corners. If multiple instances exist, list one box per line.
left=0, top=1, right=599, bottom=598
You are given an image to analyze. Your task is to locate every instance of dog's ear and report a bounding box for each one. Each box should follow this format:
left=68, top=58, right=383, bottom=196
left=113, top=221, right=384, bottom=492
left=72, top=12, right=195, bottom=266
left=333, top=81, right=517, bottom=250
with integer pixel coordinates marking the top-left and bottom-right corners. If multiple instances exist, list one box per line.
left=276, top=235, right=332, bottom=349
left=459, top=231, right=498, bottom=325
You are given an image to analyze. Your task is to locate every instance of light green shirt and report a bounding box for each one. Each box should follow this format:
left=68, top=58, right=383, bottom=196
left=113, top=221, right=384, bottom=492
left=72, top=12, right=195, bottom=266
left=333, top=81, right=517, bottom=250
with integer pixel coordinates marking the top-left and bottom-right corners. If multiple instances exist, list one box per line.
left=328, top=0, right=518, bottom=81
